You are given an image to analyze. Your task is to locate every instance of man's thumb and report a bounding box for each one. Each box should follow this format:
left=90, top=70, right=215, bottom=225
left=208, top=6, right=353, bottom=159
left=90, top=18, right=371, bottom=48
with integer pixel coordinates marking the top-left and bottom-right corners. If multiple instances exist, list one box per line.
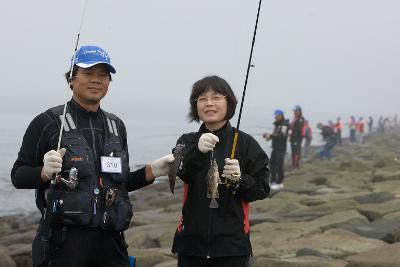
left=58, top=148, right=66, bottom=158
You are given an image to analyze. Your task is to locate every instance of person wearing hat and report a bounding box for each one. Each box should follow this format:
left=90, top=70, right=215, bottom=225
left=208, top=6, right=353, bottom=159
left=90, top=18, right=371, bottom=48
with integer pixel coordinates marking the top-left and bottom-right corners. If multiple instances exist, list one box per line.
left=263, top=109, right=289, bottom=190
left=11, top=45, right=174, bottom=267
left=289, top=105, right=305, bottom=169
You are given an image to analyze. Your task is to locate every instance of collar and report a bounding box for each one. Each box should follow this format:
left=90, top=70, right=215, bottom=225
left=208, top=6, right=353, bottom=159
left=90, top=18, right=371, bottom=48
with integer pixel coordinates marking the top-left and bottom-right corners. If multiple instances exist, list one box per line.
left=69, top=98, right=101, bottom=118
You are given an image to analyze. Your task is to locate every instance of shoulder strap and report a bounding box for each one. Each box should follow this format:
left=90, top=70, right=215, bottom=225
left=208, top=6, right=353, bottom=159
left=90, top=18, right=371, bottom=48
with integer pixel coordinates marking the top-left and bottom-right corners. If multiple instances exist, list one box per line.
left=102, top=111, right=121, bottom=137
left=49, top=105, right=77, bottom=132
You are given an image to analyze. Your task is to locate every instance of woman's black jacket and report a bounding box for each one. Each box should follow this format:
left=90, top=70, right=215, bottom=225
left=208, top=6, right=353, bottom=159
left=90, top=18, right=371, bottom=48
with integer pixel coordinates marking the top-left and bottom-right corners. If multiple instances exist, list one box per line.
left=172, top=122, right=270, bottom=258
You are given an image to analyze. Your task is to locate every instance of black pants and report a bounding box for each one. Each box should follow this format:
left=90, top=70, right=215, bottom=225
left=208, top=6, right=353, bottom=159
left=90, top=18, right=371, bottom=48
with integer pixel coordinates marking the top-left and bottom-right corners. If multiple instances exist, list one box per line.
left=269, top=149, right=285, bottom=184
left=290, top=138, right=302, bottom=168
left=48, top=226, right=129, bottom=267
left=178, top=254, right=250, bottom=267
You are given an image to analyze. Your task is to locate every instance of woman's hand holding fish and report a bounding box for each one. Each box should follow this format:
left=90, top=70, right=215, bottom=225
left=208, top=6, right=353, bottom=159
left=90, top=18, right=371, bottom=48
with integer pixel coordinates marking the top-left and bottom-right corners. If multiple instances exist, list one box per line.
left=222, top=158, right=241, bottom=179
left=222, top=158, right=241, bottom=191
left=198, top=133, right=219, bottom=153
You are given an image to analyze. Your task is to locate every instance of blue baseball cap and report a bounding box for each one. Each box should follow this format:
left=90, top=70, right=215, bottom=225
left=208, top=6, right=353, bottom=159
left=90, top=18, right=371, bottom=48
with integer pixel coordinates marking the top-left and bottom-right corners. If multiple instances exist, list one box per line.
left=293, top=105, right=302, bottom=111
left=73, top=45, right=116, bottom=74
left=273, top=109, right=284, bottom=117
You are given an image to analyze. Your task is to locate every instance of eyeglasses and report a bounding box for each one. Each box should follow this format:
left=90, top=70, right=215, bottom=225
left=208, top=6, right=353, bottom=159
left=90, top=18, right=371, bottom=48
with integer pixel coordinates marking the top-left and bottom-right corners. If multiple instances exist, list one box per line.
left=195, top=95, right=226, bottom=104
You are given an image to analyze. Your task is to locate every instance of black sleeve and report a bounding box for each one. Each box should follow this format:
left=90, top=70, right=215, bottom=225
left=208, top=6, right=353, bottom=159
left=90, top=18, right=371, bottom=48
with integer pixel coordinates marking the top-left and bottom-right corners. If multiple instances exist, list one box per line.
left=11, top=112, right=57, bottom=189
left=237, top=134, right=270, bottom=202
left=118, top=120, right=153, bottom=192
left=176, top=134, right=208, bottom=183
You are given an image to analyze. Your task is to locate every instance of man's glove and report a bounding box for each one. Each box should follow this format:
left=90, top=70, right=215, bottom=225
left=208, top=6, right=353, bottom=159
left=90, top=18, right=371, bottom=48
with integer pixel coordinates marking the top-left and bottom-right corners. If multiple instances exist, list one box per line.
left=150, top=154, right=175, bottom=177
left=222, top=158, right=241, bottom=191
left=198, top=133, right=219, bottom=153
left=43, top=148, right=66, bottom=180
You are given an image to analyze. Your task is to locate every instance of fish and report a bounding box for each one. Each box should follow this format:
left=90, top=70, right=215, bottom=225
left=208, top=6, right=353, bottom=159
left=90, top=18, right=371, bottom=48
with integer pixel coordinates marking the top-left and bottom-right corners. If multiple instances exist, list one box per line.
left=168, top=144, right=185, bottom=194
left=206, top=158, right=222, bottom=208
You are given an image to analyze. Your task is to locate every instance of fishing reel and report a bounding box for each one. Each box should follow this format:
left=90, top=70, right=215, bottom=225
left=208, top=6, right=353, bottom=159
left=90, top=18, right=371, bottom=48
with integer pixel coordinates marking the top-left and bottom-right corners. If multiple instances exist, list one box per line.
left=224, top=172, right=241, bottom=194
left=57, top=167, right=79, bottom=189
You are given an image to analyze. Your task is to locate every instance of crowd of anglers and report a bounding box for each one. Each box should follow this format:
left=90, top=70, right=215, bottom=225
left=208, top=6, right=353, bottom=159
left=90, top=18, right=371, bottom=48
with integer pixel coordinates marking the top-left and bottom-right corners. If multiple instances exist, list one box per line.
left=263, top=108, right=398, bottom=191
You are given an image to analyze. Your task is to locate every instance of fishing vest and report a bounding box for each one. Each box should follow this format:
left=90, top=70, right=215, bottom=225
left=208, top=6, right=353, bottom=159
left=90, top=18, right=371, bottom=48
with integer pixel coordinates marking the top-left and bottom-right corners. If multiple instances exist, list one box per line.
left=46, top=105, right=133, bottom=232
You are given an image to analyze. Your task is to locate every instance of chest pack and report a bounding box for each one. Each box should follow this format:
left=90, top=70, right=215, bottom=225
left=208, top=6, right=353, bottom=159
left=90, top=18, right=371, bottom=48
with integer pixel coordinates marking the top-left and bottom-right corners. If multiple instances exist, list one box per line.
left=46, top=105, right=133, bottom=232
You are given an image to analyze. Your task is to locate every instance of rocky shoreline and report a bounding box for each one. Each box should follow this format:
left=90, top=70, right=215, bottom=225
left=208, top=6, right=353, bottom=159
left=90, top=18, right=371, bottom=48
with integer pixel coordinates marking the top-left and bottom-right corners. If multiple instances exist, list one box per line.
left=1, top=132, right=400, bottom=267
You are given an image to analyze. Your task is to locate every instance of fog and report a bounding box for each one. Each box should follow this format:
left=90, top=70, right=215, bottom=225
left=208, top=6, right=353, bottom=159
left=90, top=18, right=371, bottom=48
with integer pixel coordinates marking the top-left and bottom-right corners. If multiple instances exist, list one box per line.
left=1, top=0, right=399, bottom=127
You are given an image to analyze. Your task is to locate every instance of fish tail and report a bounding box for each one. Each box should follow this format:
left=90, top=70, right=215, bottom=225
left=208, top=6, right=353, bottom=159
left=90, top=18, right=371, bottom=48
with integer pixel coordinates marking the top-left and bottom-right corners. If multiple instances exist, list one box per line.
left=209, top=199, right=219, bottom=209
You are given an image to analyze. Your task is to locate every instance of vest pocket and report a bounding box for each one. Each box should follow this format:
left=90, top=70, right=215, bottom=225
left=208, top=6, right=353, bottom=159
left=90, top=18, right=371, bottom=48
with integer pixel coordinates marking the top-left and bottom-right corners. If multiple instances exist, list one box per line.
left=48, top=190, right=95, bottom=226
left=101, top=188, right=133, bottom=232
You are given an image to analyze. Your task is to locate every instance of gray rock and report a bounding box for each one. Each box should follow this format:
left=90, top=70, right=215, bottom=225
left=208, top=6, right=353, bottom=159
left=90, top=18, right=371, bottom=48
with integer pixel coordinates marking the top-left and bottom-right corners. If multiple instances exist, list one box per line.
left=346, top=242, right=400, bottom=267
left=0, top=246, right=17, bottom=267
left=339, top=219, right=400, bottom=242
left=353, top=192, right=395, bottom=204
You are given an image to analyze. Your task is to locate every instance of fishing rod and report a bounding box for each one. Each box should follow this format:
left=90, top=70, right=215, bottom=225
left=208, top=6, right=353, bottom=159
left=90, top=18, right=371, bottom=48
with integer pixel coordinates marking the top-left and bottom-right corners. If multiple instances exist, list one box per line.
left=56, top=0, right=89, bottom=154
left=42, top=2, right=90, bottom=264
left=230, top=0, right=263, bottom=160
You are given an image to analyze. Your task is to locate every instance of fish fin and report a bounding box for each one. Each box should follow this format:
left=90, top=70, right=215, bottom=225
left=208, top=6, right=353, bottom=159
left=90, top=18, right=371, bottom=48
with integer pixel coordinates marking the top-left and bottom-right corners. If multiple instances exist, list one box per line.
left=209, top=199, right=219, bottom=209
left=215, top=190, right=219, bottom=199
left=207, top=191, right=211, bottom=198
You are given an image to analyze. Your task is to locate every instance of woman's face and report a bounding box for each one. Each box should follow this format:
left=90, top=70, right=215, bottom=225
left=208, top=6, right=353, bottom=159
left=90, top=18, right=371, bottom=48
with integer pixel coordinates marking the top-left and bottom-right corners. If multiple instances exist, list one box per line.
left=196, top=89, right=227, bottom=126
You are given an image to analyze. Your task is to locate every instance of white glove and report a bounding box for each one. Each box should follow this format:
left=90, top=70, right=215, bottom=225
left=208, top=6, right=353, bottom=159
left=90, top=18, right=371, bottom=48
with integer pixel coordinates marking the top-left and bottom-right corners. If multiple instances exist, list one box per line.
left=43, top=148, right=66, bottom=179
left=222, top=158, right=241, bottom=179
left=198, top=133, right=219, bottom=153
left=150, top=154, right=175, bottom=177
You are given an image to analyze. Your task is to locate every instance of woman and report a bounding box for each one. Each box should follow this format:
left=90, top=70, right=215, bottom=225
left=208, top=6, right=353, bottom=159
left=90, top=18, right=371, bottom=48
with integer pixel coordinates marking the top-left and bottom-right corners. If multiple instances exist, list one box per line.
left=172, top=75, right=270, bottom=267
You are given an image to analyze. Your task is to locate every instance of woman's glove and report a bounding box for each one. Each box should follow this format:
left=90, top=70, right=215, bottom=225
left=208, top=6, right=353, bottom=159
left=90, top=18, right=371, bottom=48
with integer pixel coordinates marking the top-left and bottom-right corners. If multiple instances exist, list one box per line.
left=222, top=158, right=241, bottom=191
left=198, top=133, right=219, bottom=153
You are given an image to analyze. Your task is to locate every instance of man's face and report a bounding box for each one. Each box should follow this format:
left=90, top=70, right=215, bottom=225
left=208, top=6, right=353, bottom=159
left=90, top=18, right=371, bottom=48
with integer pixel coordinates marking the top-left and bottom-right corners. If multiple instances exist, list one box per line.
left=293, top=110, right=301, bottom=117
left=71, top=65, right=110, bottom=105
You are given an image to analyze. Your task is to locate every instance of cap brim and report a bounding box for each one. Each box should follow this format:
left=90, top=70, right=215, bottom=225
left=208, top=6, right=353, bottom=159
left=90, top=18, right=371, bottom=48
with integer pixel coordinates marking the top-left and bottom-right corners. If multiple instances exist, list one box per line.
left=76, top=62, right=116, bottom=74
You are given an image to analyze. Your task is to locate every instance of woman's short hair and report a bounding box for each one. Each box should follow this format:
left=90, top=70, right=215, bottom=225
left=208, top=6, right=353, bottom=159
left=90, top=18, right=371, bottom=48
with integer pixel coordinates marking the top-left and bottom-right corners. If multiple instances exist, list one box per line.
left=188, top=75, right=237, bottom=122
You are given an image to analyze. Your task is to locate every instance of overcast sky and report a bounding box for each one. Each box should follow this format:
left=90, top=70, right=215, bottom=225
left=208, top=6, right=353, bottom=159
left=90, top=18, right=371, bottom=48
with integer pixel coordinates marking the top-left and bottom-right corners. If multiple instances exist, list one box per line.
left=1, top=0, right=399, bottom=127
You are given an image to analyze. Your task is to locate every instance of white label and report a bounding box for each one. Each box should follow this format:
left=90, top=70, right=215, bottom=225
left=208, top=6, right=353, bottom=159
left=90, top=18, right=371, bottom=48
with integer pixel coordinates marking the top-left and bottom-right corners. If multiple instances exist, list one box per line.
left=101, top=156, right=122, bottom=173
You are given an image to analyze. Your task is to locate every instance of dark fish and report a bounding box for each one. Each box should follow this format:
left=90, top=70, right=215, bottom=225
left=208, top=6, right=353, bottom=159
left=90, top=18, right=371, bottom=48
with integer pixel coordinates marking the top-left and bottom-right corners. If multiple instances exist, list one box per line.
left=168, top=144, right=185, bottom=194
left=206, top=159, right=221, bottom=208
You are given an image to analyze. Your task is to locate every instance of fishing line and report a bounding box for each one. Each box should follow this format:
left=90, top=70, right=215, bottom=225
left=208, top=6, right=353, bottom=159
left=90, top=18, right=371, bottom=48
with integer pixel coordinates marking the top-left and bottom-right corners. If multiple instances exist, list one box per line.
left=230, top=0, right=263, bottom=160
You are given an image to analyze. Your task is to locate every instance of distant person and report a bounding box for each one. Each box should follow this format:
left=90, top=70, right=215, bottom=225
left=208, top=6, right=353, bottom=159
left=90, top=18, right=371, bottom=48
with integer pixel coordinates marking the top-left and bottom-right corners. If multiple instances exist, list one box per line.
left=171, top=75, right=270, bottom=267
left=302, top=120, right=313, bottom=158
left=328, top=120, right=335, bottom=130
left=334, top=117, right=343, bottom=145
left=263, top=109, right=289, bottom=190
left=11, top=45, right=174, bottom=267
left=289, top=105, right=305, bottom=169
left=316, top=122, right=337, bottom=159
left=356, top=117, right=366, bottom=144
left=348, top=116, right=357, bottom=143
left=368, top=116, right=374, bottom=133
left=378, top=116, right=385, bottom=133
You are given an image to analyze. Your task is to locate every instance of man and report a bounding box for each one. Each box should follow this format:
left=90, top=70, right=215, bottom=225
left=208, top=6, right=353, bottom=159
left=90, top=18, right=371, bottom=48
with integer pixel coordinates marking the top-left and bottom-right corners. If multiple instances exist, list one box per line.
left=289, top=105, right=305, bottom=169
left=302, top=120, right=312, bottom=158
left=263, top=109, right=289, bottom=190
left=316, top=122, right=337, bottom=159
left=334, top=117, right=343, bottom=145
left=11, top=45, right=174, bottom=267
